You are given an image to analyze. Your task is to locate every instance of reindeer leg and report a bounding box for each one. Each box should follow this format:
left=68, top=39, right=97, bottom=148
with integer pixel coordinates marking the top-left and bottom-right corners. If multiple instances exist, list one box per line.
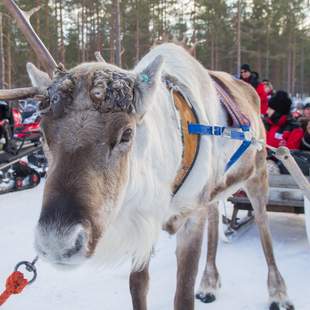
left=129, top=261, right=150, bottom=310
left=245, top=168, right=294, bottom=310
left=174, top=210, right=206, bottom=310
left=196, top=203, right=221, bottom=303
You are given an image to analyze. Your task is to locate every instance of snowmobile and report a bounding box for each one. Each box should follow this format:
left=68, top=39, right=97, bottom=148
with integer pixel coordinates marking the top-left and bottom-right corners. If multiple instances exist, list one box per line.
left=0, top=100, right=47, bottom=195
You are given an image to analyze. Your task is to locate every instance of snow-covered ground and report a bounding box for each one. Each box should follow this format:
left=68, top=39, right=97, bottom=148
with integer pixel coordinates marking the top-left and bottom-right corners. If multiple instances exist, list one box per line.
left=0, top=182, right=309, bottom=310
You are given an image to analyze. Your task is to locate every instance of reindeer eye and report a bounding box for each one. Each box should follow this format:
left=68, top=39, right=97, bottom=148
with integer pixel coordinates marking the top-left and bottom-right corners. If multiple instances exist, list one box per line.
left=91, top=87, right=105, bottom=100
left=51, top=93, right=61, bottom=105
left=120, top=128, right=133, bottom=143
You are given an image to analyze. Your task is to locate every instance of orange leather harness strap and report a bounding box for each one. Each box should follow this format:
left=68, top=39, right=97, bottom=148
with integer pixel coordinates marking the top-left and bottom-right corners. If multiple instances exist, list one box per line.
left=170, top=89, right=200, bottom=195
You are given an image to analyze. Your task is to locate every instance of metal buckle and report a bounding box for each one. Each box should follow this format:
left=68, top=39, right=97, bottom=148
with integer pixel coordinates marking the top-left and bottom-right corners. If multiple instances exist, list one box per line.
left=14, top=256, right=38, bottom=284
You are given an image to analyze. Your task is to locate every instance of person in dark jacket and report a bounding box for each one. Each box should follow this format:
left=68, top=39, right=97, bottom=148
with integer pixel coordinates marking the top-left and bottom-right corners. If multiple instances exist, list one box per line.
left=299, top=118, right=310, bottom=151
left=0, top=101, right=17, bottom=154
left=240, top=64, right=268, bottom=116
left=265, top=91, right=304, bottom=149
left=302, top=102, right=310, bottom=119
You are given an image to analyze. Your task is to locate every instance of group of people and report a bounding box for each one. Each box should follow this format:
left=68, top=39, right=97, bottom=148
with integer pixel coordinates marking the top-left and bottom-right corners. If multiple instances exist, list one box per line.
left=240, top=64, right=310, bottom=151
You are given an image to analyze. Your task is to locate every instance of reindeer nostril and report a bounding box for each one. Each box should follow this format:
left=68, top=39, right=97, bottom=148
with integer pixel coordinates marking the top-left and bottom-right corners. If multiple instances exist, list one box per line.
left=63, top=232, right=84, bottom=258
left=35, top=222, right=89, bottom=264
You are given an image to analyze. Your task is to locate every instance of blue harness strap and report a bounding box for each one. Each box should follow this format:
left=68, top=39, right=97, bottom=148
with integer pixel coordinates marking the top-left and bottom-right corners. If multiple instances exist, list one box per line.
left=224, top=140, right=251, bottom=171
left=188, top=123, right=252, bottom=172
left=188, top=124, right=225, bottom=136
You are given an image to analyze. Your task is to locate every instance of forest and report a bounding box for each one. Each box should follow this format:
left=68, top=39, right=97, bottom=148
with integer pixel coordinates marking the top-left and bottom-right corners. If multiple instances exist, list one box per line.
left=0, top=0, right=309, bottom=95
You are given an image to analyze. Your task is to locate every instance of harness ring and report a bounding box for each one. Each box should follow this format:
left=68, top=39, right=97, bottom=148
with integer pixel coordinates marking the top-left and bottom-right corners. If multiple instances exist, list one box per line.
left=14, top=257, right=38, bottom=284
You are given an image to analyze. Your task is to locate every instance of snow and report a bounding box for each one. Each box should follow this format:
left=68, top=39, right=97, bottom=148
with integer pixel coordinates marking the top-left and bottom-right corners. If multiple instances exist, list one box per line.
left=0, top=183, right=309, bottom=310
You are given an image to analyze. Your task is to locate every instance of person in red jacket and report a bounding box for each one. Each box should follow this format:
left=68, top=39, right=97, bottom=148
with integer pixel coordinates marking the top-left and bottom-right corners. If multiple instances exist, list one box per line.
left=262, top=79, right=275, bottom=100
left=240, top=64, right=268, bottom=116
left=265, top=91, right=304, bottom=150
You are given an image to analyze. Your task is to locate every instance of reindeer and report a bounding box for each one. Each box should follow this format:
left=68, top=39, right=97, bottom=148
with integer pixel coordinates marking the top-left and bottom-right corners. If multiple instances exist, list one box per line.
left=1, top=1, right=294, bottom=310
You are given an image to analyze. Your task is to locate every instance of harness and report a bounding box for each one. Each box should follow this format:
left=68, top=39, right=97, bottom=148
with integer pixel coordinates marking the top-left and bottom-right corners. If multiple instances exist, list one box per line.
left=166, top=83, right=201, bottom=195
left=167, top=77, right=262, bottom=195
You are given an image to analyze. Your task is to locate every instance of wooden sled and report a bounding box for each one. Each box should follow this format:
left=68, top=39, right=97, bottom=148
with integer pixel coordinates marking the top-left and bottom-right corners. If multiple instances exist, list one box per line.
left=220, top=147, right=310, bottom=244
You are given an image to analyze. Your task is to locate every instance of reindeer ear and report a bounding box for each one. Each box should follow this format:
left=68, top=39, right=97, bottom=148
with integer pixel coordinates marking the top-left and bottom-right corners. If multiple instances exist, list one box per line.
left=134, top=55, right=164, bottom=115
left=27, top=62, right=52, bottom=88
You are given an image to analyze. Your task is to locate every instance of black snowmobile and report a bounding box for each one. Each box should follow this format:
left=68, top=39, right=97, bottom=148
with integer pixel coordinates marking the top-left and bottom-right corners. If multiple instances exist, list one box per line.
left=0, top=100, right=47, bottom=195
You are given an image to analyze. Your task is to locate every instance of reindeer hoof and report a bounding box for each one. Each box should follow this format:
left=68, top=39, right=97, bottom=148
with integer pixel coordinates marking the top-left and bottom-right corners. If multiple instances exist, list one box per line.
left=270, top=302, right=280, bottom=310
left=269, top=301, right=295, bottom=310
left=195, top=292, right=216, bottom=303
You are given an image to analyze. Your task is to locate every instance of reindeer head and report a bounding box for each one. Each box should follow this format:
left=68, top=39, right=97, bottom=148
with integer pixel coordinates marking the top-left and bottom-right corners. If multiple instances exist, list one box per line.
left=1, top=0, right=163, bottom=267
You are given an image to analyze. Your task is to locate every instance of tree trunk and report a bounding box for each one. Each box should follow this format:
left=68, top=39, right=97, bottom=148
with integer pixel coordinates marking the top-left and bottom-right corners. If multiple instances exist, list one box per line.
left=54, top=0, right=59, bottom=60
left=300, top=41, right=304, bottom=95
left=113, top=0, right=121, bottom=66
left=6, top=22, right=11, bottom=88
left=85, top=4, right=91, bottom=61
left=287, top=31, right=292, bottom=94
left=210, top=31, right=215, bottom=70
left=135, top=0, right=140, bottom=63
left=257, top=49, right=262, bottom=77
left=95, top=1, right=102, bottom=52
left=45, top=0, right=50, bottom=50
left=35, top=0, right=41, bottom=68
left=215, top=34, right=219, bottom=70
left=109, top=8, right=115, bottom=64
left=59, top=0, right=65, bottom=65
left=85, top=4, right=90, bottom=61
left=265, top=20, right=270, bottom=79
left=291, top=36, right=296, bottom=95
left=81, top=0, right=86, bottom=62
left=0, top=13, right=5, bottom=89
left=160, top=0, right=164, bottom=36
left=236, top=0, right=241, bottom=77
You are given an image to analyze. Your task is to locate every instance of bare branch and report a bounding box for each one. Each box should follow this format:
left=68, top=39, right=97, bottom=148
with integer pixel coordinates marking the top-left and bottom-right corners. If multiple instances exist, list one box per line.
left=3, top=0, right=57, bottom=77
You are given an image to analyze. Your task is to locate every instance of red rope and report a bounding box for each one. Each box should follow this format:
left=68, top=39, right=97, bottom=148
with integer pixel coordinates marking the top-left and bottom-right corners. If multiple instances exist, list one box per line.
left=0, top=271, right=29, bottom=306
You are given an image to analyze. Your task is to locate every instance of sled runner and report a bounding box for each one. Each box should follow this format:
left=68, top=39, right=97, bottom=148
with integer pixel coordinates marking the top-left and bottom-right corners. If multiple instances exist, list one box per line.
left=222, top=148, right=310, bottom=245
